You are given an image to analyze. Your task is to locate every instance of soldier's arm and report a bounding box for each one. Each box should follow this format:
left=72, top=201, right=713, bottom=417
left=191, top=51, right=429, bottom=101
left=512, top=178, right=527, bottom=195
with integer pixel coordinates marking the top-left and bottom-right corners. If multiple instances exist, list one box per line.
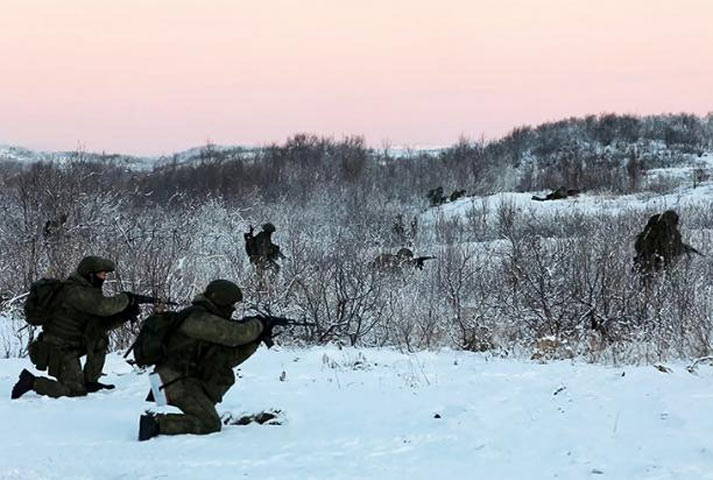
left=179, top=313, right=264, bottom=347
left=65, top=287, right=130, bottom=317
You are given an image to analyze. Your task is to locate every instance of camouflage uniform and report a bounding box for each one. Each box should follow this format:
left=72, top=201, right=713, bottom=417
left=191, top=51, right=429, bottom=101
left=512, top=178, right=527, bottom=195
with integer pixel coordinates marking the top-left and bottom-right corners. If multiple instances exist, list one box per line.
left=26, top=256, right=134, bottom=398
left=634, top=210, right=692, bottom=273
left=245, top=223, right=283, bottom=272
left=149, top=280, right=263, bottom=437
left=372, top=247, right=434, bottom=273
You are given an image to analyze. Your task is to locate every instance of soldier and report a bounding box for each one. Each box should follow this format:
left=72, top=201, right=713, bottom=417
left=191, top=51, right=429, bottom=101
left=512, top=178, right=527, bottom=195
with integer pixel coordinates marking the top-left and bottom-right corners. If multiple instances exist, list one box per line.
left=244, top=222, right=285, bottom=272
left=372, top=248, right=412, bottom=273
left=531, top=187, right=580, bottom=201
left=633, top=210, right=701, bottom=273
left=372, top=252, right=402, bottom=273
left=11, top=256, right=140, bottom=399
left=138, top=279, right=264, bottom=441
left=43, top=213, right=68, bottom=240
left=372, top=248, right=435, bottom=273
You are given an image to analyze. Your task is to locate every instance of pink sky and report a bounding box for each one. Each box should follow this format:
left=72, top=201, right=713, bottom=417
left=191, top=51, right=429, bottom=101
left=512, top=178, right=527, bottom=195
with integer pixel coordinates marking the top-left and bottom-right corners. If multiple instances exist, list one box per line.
left=1, top=0, right=712, bottom=155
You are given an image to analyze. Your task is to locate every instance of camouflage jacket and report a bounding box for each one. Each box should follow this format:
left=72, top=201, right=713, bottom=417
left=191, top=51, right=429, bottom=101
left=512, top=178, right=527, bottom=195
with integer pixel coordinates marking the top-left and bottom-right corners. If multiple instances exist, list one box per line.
left=43, top=272, right=130, bottom=347
left=254, top=232, right=281, bottom=261
left=158, top=294, right=263, bottom=402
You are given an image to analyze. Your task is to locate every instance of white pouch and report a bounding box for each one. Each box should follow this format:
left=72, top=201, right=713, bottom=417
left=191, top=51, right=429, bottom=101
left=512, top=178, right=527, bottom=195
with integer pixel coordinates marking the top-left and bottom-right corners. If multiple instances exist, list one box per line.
left=149, top=372, right=168, bottom=407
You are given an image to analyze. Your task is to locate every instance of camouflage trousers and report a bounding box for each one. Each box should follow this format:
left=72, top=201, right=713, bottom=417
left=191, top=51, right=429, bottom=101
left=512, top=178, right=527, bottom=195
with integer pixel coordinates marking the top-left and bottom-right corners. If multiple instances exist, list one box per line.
left=153, top=342, right=260, bottom=436
left=30, top=335, right=108, bottom=398
left=154, top=374, right=222, bottom=435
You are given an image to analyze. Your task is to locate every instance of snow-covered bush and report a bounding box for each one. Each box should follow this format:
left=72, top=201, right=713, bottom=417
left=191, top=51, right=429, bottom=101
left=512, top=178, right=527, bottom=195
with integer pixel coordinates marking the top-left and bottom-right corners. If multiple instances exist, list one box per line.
left=2, top=114, right=713, bottom=362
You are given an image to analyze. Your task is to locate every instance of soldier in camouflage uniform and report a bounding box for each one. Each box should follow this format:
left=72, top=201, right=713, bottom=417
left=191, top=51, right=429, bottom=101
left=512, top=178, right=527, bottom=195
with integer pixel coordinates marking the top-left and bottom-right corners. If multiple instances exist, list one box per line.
left=372, top=247, right=435, bottom=273
left=11, top=256, right=140, bottom=399
left=531, top=187, right=580, bottom=202
left=244, top=223, right=285, bottom=273
left=138, top=279, right=264, bottom=441
left=633, top=210, right=701, bottom=274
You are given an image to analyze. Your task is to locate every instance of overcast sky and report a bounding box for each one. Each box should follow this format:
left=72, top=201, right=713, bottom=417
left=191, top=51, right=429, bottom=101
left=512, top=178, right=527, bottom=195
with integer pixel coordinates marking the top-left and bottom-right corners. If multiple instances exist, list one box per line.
left=1, top=0, right=712, bottom=155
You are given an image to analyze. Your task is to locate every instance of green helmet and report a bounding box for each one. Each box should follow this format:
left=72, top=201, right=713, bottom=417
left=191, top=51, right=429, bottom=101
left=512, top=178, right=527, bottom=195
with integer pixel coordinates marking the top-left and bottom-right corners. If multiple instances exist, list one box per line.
left=77, top=256, right=116, bottom=277
left=205, top=279, right=243, bottom=306
left=396, top=248, right=413, bottom=259
left=661, top=210, right=679, bottom=225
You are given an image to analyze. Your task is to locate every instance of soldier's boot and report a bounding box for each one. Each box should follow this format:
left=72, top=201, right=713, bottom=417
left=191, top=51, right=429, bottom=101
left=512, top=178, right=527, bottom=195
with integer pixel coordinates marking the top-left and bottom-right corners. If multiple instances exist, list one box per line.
left=138, top=414, right=160, bottom=441
left=86, top=381, right=115, bottom=393
left=11, top=369, right=36, bottom=399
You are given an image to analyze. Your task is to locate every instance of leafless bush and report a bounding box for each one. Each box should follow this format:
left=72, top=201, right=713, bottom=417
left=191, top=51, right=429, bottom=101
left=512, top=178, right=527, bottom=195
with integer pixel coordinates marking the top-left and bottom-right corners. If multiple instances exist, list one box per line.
left=2, top=121, right=713, bottom=363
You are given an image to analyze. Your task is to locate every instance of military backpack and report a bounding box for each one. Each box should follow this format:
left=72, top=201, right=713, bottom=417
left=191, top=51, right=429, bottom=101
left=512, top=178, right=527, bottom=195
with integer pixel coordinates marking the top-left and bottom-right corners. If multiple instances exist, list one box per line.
left=24, top=278, right=65, bottom=326
left=245, top=232, right=258, bottom=258
left=128, top=308, right=193, bottom=367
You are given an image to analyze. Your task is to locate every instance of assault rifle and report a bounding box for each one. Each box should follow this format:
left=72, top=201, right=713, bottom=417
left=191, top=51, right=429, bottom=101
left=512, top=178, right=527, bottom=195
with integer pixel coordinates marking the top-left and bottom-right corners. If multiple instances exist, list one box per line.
left=123, top=293, right=178, bottom=324
left=242, top=314, right=315, bottom=348
left=126, top=293, right=179, bottom=307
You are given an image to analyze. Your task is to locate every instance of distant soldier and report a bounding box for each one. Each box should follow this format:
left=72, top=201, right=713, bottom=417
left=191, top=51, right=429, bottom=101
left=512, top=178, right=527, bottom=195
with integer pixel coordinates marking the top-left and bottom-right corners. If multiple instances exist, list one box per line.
left=372, top=247, right=435, bottom=273
left=43, top=213, right=68, bottom=240
left=531, top=187, right=580, bottom=202
left=244, top=223, right=285, bottom=272
left=137, top=280, right=265, bottom=441
left=372, top=252, right=401, bottom=273
left=427, top=187, right=447, bottom=207
left=11, top=256, right=140, bottom=399
left=449, top=189, right=467, bottom=202
left=633, top=210, right=701, bottom=274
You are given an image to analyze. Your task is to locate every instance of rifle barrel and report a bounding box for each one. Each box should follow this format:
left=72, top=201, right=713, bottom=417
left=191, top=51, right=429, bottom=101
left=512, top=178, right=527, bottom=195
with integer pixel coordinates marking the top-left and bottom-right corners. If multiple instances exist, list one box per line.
left=130, top=293, right=178, bottom=306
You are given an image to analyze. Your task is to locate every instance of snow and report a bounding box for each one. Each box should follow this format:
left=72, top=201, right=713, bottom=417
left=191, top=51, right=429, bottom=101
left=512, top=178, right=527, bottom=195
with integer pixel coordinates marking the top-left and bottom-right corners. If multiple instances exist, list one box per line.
left=0, top=145, right=55, bottom=164
left=424, top=182, right=713, bottom=227
left=3, top=140, right=713, bottom=478
left=2, top=348, right=713, bottom=479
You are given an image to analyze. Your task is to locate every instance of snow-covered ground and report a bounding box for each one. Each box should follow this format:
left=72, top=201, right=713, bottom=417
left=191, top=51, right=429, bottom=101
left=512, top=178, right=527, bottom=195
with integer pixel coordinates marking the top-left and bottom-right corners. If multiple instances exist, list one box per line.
left=1, top=348, right=713, bottom=479
left=421, top=180, right=713, bottom=236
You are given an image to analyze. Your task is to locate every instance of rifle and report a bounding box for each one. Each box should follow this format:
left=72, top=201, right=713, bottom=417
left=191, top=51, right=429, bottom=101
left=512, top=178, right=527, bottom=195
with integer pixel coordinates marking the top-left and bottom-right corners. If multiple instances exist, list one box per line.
left=683, top=244, right=704, bottom=257
left=127, top=293, right=179, bottom=307
left=412, top=256, right=436, bottom=270
left=242, top=314, right=315, bottom=348
left=17, top=292, right=176, bottom=333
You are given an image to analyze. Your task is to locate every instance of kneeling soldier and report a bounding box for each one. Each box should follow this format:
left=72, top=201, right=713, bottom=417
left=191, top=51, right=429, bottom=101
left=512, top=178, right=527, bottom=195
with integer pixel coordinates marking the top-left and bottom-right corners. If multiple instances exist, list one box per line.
left=139, top=279, right=264, bottom=440
left=12, top=256, right=139, bottom=399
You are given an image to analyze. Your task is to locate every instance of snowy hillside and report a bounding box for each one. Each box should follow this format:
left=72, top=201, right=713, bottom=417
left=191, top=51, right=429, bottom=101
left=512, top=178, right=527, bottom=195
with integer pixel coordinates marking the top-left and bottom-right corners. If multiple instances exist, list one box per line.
left=0, top=142, right=446, bottom=171
left=0, top=144, right=155, bottom=170
left=2, top=348, right=713, bottom=479
left=0, top=145, right=56, bottom=164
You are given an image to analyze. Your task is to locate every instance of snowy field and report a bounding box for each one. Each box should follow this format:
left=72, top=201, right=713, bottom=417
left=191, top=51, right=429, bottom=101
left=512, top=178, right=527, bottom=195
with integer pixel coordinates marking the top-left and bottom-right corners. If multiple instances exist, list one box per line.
left=2, top=347, right=713, bottom=480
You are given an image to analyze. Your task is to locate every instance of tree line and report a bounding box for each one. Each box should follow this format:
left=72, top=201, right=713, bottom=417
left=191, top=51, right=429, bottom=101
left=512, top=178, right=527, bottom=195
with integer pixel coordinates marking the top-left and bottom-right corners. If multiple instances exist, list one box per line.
left=1, top=113, right=713, bottom=362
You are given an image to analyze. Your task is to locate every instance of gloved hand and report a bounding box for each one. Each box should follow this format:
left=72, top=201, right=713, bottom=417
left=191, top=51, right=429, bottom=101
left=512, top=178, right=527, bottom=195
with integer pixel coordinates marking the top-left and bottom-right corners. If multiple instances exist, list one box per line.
left=123, top=292, right=138, bottom=307
left=257, top=317, right=278, bottom=348
left=256, top=316, right=290, bottom=348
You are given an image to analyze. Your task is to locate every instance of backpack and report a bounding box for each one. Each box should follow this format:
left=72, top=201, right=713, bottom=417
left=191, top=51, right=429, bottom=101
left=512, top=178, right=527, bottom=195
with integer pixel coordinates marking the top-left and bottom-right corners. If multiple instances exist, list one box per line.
left=24, top=278, right=65, bottom=326
left=244, top=232, right=258, bottom=257
left=128, top=308, right=193, bottom=368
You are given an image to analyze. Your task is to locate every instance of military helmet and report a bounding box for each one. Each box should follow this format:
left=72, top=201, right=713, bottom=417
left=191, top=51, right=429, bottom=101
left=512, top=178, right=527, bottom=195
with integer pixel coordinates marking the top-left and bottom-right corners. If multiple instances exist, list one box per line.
left=262, top=222, right=276, bottom=233
left=396, top=247, right=414, bottom=259
left=661, top=210, right=679, bottom=225
left=205, top=279, right=243, bottom=306
left=77, top=256, right=116, bottom=277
